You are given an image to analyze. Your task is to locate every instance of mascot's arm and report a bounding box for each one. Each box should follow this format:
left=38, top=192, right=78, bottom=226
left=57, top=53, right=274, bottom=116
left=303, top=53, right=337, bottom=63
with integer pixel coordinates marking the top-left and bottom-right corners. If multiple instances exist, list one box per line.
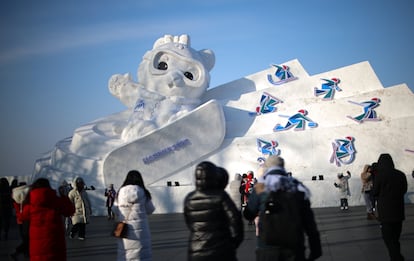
left=108, top=73, right=139, bottom=108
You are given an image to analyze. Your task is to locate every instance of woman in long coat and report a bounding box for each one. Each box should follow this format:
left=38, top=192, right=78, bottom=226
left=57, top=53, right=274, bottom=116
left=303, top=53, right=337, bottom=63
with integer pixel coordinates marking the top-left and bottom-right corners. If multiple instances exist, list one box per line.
left=21, top=178, right=75, bottom=261
left=114, top=170, right=155, bottom=261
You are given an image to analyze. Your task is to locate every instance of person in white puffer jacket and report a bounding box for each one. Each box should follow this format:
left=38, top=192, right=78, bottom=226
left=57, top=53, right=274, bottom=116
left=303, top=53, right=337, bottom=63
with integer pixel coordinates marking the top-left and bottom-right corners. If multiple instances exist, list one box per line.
left=68, top=177, right=92, bottom=240
left=114, top=170, right=155, bottom=261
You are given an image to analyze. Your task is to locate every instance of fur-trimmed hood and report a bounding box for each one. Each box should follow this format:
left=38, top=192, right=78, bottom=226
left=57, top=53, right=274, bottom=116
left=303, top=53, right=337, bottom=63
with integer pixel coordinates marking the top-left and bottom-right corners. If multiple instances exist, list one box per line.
left=12, top=185, right=30, bottom=204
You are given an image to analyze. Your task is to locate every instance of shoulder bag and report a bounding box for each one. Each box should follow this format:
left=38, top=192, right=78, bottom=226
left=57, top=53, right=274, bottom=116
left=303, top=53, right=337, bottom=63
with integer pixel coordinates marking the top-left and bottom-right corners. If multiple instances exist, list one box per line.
left=112, top=205, right=131, bottom=238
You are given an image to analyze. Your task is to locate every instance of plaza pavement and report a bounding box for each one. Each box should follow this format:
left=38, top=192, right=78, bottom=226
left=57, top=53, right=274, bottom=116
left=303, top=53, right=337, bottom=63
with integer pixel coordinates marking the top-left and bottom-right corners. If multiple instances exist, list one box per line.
left=1, top=205, right=413, bottom=261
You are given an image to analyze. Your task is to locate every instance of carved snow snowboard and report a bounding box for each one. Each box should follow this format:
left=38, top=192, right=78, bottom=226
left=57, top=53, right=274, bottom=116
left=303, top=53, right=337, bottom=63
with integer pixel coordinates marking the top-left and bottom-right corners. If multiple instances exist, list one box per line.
left=103, top=100, right=226, bottom=187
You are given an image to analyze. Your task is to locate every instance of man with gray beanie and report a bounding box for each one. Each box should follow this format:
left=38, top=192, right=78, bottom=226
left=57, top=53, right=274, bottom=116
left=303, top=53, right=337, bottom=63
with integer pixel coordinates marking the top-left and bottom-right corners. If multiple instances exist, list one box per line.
left=244, top=155, right=322, bottom=261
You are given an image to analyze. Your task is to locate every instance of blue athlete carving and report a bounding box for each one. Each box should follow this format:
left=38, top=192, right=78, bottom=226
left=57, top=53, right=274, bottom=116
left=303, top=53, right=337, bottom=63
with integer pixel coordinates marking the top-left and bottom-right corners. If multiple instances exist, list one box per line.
left=330, top=136, right=356, bottom=167
left=249, top=92, right=283, bottom=116
left=347, top=98, right=381, bottom=123
left=257, top=138, right=280, bottom=156
left=267, top=64, right=298, bottom=85
left=273, top=109, right=318, bottom=132
left=314, top=78, right=342, bottom=100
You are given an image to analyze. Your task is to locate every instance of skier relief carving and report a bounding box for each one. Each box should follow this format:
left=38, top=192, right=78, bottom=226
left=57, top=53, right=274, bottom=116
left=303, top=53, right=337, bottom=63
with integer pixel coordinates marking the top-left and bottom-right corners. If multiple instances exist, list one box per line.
left=108, top=34, right=215, bottom=141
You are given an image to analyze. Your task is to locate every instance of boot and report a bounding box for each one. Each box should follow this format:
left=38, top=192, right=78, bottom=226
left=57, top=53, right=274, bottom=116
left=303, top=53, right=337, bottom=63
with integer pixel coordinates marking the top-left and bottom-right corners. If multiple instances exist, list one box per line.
left=340, top=199, right=345, bottom=210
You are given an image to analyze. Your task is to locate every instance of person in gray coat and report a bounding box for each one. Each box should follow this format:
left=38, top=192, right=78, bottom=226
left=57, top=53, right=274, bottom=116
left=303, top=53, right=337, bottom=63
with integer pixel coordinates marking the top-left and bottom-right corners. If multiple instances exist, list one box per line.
left=229, top=173, right=242, bottom=210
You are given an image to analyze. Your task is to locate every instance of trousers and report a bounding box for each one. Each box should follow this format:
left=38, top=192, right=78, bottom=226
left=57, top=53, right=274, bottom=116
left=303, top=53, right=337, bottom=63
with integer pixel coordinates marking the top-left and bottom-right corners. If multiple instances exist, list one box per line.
left=256, top=246, right=301, bottom=261
left=381, top=222, right=404, bottom=261
left=71, top=223, right=86, bottom=238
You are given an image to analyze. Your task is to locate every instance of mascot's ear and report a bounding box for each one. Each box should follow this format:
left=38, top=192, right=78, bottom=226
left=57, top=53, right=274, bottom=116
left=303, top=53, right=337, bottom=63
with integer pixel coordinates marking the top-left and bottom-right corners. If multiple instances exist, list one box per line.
left=199, top=49, right=215, bottom=72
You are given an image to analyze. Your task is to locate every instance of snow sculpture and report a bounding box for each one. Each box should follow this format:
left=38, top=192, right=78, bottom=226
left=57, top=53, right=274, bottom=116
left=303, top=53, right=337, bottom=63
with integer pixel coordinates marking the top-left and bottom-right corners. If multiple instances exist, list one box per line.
left=108, top=34, right=215, bottom=141
left=32, top=33, right=414, bottom=215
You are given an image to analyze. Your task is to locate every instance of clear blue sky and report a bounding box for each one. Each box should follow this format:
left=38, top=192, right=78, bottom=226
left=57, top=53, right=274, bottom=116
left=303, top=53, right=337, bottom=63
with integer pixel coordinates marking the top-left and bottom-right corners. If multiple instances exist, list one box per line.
left=1, top=0, right=413, bottom=177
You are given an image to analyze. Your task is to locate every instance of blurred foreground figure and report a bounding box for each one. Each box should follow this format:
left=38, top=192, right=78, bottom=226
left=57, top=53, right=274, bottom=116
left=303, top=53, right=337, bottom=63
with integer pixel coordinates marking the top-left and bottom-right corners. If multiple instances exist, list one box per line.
left=0, top=178, right=12, bottom=240
left=373, top=153, right=407, bottom=261
left=244, top=155, right=322, bottom=261
left=21, top=178, right=75, bottom=261
left=184, top=161, right=244, bottom=261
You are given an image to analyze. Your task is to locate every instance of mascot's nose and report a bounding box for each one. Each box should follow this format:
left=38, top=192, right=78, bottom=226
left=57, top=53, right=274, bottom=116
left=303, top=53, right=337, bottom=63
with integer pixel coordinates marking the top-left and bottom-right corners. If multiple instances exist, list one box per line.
left=168, top=71, right=183, bottom=88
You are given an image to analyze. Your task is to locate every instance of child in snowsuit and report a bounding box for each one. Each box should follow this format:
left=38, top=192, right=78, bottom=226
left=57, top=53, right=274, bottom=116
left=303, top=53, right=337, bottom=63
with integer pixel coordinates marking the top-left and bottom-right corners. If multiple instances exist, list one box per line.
left=334, top=171, right=351, bottom=210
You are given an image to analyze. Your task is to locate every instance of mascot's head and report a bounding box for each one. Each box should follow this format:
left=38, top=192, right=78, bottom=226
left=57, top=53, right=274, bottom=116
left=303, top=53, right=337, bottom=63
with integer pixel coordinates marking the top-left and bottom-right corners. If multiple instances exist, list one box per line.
left=138, top=34, right=215, bottom=99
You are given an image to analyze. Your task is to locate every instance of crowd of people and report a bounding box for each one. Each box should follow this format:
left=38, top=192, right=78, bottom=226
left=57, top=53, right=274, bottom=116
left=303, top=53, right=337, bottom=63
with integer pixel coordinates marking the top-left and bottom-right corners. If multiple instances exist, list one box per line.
left=0, top=152, right=409, bottom=261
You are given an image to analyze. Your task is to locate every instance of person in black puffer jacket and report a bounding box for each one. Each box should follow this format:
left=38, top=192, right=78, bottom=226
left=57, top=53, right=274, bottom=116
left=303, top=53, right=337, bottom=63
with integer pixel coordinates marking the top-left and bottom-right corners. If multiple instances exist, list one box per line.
left=184, top=161, right=244, bottom=261
left=373, top=153, right=407, bottom=261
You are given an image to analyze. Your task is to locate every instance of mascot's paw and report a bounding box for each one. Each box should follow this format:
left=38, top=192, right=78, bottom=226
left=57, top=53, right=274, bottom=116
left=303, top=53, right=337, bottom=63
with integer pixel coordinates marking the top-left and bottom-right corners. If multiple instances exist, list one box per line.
left=108, top=73, right=132, bottom=98
left=111, top=121, right=127, bottom=135
left=108, top=73, right=140, bottom=108
left=121, top=121, right=157, bottom=141
left=166, top=109, right=189, bottom=123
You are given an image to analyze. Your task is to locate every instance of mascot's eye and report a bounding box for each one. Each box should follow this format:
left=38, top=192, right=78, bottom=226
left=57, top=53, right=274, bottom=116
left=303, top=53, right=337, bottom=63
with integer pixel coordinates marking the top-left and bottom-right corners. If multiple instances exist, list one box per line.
left=157, top=61, right=168, bottom=70
left=184, top=71, right=194, bottom=80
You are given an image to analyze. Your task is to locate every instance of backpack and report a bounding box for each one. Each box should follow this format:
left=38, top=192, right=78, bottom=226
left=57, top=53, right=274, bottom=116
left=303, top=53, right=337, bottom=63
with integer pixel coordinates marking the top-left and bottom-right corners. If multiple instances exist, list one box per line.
left=259, top=189, right=304, bottom=248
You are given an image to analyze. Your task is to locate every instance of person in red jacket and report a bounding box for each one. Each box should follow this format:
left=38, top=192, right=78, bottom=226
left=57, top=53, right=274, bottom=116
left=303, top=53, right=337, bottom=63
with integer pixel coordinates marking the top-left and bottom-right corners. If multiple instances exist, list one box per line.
left=21, top=178, right=75, bottom=261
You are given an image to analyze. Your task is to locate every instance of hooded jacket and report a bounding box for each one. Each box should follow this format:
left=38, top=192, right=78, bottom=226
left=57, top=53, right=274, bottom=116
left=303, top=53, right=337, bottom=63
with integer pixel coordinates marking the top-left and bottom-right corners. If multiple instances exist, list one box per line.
left=373, top=153, right=407, bottom=222
left=68, top=177, right=92, bottom=224
left=114, top=184, right=155, bottom=261
left=184, top=162, right=244, bottom=261
left=12, top=185, right=30, bottom=224
left=335, top=172, right=351, bottom=197
left=21, top=187, right=74, bottom=261
left=360, top=164, right=373, bottom=193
